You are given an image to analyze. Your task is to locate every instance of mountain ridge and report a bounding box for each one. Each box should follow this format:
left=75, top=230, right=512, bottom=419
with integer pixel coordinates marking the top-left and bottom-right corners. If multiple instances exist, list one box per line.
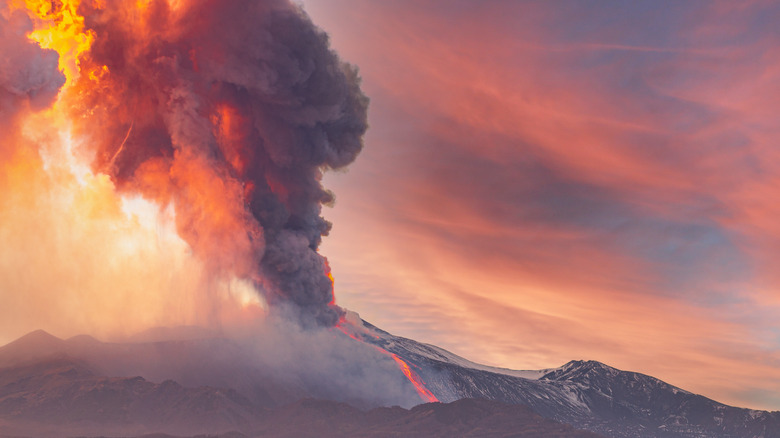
left=0, top=325, right=778, bottom=437
left=355, top=318, right=780, bottom=437
left=0, top=355, right=602, bottom=438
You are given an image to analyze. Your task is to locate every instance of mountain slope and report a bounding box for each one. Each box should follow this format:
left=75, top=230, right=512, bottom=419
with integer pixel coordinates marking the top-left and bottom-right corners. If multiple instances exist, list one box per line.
left=540, top=360, right=780, bottom=438
left=253, top=398, right=604, bottom=438
left=0, top=354, right=601, bottom=437
left=356, top=321, right=780, bottom=438
left=0, top=357, right=262, bottom=437
left=1, top=325, right=779, bottom=438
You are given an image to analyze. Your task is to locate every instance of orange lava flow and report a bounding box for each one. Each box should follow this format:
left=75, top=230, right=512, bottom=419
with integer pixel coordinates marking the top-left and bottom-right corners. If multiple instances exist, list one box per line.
left=336, top=319, right=439, bottom=403
left=388, top=352, right=438, bottom=403
left=325, top=264, right=336, bottom=306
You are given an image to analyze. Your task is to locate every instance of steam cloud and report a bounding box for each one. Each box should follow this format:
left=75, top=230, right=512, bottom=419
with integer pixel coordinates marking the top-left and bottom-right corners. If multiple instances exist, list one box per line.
left=66, top=0, right=368, bottom=326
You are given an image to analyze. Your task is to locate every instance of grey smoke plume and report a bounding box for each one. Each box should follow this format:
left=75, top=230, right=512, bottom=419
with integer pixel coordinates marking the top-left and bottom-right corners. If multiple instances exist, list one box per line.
left=0, top=7, right=64, bottom=128
left=69, top=0, right=369, bottom=327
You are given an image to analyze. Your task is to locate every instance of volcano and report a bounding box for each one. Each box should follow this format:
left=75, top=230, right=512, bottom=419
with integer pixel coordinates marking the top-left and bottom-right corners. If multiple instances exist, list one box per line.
left=0, top=318, right=777, bottom=438
left=2, top=1, right=780, bottom=437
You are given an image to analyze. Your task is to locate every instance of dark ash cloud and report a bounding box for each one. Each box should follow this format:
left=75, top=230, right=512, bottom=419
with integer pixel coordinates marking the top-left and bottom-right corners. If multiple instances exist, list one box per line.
left=70, top=0, right=369, bottom=327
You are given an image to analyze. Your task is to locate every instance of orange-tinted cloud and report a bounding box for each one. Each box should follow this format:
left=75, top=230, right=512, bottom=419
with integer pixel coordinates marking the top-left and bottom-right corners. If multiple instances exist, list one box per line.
left=0, top=0, right=367, bottom=340
left=305, top=0, right=780, bottom=410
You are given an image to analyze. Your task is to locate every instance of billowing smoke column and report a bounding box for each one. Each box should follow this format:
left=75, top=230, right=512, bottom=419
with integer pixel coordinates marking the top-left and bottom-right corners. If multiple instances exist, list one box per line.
left=65, top=0, right=368, bottom=327
left=1, top=1, right=438, bottom=405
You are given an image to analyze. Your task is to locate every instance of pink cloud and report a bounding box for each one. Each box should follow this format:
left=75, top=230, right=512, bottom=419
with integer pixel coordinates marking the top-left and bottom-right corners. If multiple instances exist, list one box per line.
left=305, top=0, right=780, bottom=409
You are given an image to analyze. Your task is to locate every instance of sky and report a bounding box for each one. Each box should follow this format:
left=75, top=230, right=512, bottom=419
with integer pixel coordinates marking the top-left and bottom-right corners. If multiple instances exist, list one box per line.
left=300, top=0, right=780, bottom=411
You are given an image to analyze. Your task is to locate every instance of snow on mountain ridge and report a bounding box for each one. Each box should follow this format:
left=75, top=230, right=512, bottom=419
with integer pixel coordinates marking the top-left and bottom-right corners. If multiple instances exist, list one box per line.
left=359, top=319, right=558, bottom=380
left=354, top=318, right=780, bottom=438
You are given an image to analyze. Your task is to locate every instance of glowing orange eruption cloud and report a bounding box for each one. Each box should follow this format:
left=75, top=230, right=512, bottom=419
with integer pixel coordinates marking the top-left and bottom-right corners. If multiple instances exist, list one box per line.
left=0, top=0, right=439, bottom=404
left=3, top=0, right=368, bottom=332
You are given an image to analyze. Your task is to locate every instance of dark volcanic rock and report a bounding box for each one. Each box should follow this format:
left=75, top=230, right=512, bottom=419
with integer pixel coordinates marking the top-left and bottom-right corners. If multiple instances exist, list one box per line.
left=0, top=357, right=262, bottom=437
left=539, top=360, right=780, bottom=438
left=252, top=398, right=604, bottom=438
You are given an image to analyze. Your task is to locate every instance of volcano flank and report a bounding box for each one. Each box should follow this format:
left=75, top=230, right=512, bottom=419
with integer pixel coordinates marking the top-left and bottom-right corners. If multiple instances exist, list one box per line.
left=0, top=322, right=778, bottom=438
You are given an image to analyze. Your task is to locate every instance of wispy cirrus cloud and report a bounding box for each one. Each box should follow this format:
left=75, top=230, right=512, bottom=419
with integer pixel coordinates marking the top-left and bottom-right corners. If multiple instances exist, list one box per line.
left=304, top=0, right=780, bottom=410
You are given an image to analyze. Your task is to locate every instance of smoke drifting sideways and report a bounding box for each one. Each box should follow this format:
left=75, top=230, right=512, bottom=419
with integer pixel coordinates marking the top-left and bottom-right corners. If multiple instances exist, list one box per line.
left=72, top=0, right=368, bottom=327
left=82, top=313, right=426, bottom=409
